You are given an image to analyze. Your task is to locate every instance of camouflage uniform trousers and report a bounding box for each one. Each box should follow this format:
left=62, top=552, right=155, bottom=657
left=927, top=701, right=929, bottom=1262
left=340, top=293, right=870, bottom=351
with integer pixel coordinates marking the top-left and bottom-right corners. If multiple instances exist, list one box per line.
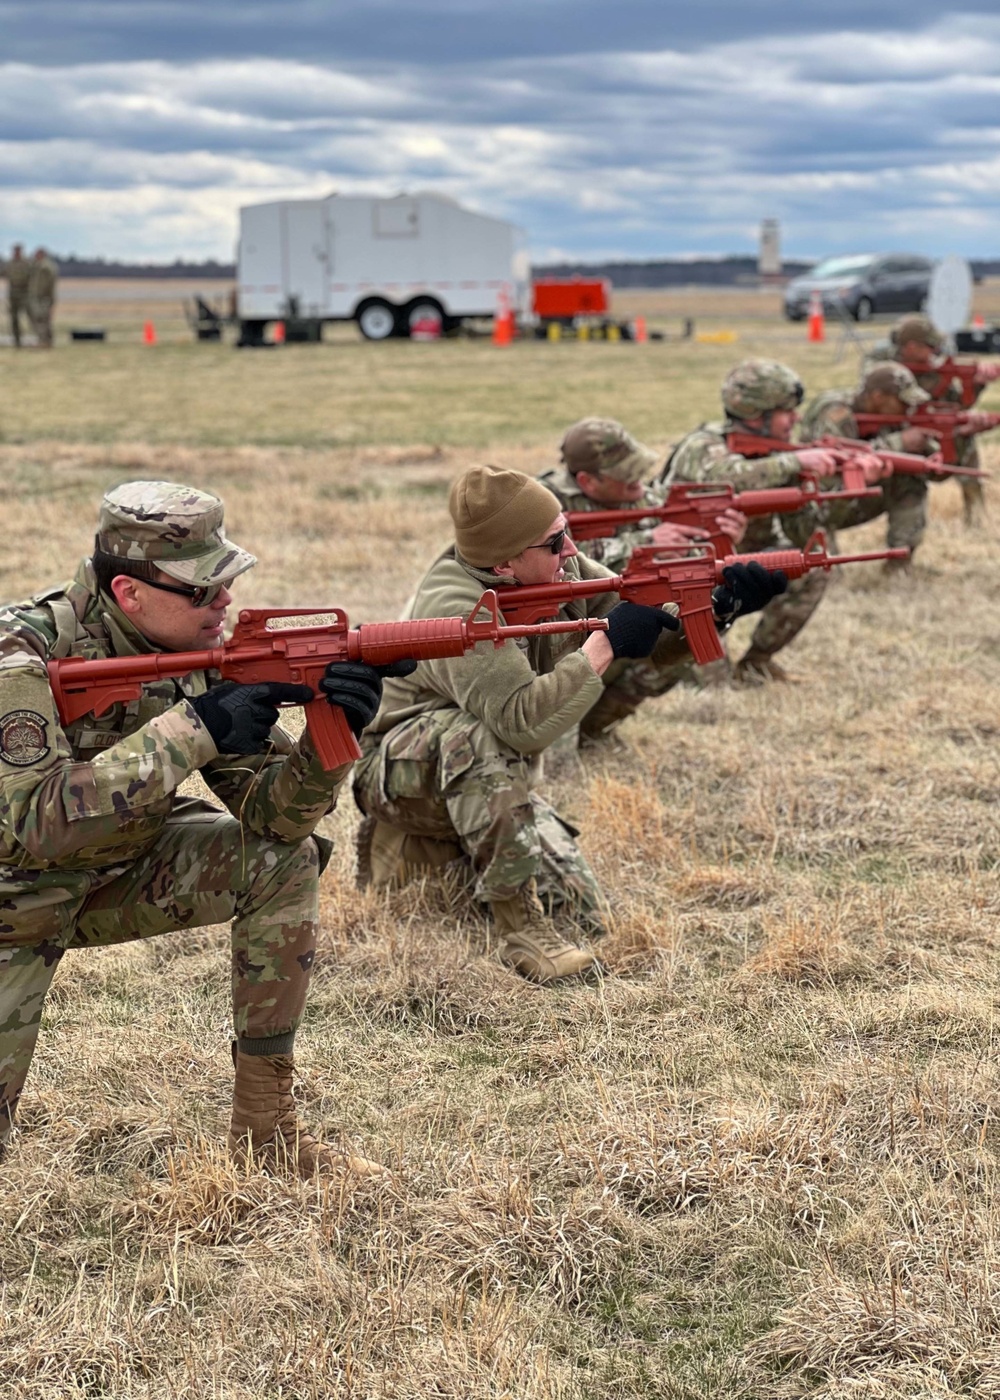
left=0, top=799, right=323, bottom=1150
left=734, top=510, right=828, bottom=658
left=823, top=474, right=927, bottom=552
left=353, top=711, right=603, bottom=920
left=27, top=296, right=53, bottom=348
left=955, top=436, right=984, bottom=523
left=8, top=292, right=28, bottom=347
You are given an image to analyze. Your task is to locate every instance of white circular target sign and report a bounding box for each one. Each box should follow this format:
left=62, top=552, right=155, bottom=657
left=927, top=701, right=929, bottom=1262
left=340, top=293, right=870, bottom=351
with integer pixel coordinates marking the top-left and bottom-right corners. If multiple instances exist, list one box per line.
left=926, top=255, right=973, bottom=335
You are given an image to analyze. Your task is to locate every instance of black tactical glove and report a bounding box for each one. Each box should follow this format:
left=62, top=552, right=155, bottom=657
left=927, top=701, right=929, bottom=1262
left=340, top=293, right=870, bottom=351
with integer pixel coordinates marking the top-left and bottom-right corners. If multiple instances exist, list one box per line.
left=605, top=601, right=681, bottom=660
left=191, top=681, right=315, bottom=756
left=712, top=561, right=788, bottom=623
left=318, top=658, right=418, bottom=738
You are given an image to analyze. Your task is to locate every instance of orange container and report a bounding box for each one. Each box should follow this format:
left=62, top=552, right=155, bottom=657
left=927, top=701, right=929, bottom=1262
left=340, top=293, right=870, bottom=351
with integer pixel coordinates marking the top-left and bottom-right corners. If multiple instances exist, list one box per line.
left=532, top=279, right=609, bottom=320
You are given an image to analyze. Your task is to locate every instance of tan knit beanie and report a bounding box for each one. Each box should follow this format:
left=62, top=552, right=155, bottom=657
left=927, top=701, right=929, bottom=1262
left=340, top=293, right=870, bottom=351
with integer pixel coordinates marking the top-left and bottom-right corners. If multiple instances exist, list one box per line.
left=449, top=466, right=562, bottom=568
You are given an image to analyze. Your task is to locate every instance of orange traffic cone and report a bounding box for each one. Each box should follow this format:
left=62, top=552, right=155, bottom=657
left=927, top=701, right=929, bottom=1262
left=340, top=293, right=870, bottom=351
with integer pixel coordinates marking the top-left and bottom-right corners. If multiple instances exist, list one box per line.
left=142, top=320, right=157, bottom=346
left=273, top=320, right=286, bottom=345
left=807, top=291, right=825, bottom=343
left=973, top=314, right=985, bottom=329
left=633, top=316, right=647, bottom=343
left=492, top=288, right=514, bottom=346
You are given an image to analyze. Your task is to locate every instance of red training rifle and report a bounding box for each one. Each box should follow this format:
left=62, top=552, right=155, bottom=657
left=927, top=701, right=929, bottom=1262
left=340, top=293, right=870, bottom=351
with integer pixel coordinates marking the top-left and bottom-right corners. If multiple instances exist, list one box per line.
left=48, top=592, right=610, bottom=770
left=497, top=534, right=908, bottom=667
left=565, top=479, right=881, bottom=556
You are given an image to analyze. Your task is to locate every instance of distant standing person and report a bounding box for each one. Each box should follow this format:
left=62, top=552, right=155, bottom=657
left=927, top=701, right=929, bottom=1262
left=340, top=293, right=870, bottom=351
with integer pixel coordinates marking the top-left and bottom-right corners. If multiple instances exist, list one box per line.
left=27, top=247, right=58, bottom=348
left=3, top=244, right=31, bottom=347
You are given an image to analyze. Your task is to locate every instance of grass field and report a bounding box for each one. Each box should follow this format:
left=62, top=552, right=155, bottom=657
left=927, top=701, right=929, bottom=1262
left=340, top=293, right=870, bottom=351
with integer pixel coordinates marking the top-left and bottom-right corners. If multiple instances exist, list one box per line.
left=1, top=285, right=999, bottom=1398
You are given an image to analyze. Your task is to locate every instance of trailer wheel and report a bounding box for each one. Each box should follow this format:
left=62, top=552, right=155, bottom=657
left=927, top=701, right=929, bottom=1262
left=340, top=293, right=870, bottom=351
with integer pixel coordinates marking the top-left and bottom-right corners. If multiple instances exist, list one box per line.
left=356, top=300, right=397, bottom=341
left=403, top=298, right=445, bottom=338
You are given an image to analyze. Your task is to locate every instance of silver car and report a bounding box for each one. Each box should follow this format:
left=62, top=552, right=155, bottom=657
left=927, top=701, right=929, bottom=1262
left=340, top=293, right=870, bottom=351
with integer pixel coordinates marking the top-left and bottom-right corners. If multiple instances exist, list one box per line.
left=783, top=253, right=935, bottom=322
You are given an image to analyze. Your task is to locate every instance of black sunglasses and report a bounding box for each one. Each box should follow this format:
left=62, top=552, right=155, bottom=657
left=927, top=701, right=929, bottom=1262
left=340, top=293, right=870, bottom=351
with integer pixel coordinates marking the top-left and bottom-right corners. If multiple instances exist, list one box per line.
left=525, top=528, right=567, bottom=555
left=137, top=576, right=227, bottom=609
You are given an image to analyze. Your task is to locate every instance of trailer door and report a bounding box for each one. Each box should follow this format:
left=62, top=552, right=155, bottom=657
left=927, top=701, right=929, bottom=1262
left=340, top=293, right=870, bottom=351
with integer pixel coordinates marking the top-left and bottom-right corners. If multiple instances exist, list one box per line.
left=282, top=201, right=329, bottom=316
left=239, top=203, right=283, bottom=318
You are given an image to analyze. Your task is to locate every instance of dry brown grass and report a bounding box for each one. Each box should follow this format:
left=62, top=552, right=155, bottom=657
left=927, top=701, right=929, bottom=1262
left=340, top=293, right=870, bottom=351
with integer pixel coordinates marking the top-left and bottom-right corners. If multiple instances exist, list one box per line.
left=1, top=285, right=999, bottom=1397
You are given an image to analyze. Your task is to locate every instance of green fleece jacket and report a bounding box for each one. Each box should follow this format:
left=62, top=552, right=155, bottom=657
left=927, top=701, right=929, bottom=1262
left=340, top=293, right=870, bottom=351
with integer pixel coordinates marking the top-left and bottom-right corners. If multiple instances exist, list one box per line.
left=367, top=547, right=622, bottom=755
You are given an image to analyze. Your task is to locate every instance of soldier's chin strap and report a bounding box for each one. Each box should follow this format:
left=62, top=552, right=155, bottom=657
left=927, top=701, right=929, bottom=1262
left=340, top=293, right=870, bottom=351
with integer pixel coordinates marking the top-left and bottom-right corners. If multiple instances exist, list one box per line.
left=727, top=414, right=776, bottom=439
left=730, top=405, right=798, bottom=440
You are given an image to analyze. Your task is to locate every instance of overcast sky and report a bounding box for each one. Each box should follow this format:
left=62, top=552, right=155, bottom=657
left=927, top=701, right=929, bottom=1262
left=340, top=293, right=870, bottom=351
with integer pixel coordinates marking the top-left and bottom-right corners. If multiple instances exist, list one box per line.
left=2, top=1, right=999, bottom=263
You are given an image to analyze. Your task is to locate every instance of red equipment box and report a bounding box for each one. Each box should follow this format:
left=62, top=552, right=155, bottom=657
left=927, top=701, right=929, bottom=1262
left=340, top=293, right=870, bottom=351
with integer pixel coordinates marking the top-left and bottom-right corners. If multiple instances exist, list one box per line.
left=531, top=278, right=610, bottom=320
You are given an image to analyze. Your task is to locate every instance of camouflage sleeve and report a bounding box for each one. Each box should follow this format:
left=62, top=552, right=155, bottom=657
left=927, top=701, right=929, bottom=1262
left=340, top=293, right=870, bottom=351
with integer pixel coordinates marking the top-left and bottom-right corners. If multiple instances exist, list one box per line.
left=0, top=636, right=217, bottom=864
left=579, top=527, right=649, bottom=575
left=200, top=729, right=351, bottom=844
left=665, top=430, right=801, bottom=491
left=873, top=429, right=913, bottom=453
left=799, top=398, right=859, bottom=441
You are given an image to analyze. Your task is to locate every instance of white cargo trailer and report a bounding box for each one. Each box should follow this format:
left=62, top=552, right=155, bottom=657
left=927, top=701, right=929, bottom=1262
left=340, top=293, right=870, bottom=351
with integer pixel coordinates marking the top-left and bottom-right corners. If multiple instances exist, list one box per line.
left=237, top=192, right=526, bottom=341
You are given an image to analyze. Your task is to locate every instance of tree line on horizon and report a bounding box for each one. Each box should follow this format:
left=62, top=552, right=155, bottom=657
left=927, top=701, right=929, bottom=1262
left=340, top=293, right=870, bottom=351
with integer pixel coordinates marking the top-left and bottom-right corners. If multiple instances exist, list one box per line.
left=47, top=253, right=1000, bottom=284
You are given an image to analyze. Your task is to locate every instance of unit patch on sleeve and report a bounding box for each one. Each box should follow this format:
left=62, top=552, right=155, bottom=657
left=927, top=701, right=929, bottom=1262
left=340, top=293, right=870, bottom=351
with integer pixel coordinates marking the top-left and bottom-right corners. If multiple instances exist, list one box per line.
left=0, top=710, right=51, bottom=766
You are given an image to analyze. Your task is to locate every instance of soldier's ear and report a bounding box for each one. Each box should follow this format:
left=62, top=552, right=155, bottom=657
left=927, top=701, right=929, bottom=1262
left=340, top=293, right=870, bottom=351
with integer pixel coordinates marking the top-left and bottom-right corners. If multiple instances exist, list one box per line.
left=110, top=575, right=143, bottom=615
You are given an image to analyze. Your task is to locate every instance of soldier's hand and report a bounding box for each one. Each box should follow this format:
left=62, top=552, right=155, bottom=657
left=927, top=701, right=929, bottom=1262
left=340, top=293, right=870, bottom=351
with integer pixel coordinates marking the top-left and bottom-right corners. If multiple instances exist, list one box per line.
left=716, top=508, right=747, bottom=545
left=925, top=453, right=952, bottom=483
left=796, top=448, right=840, bottom=481
left=957, top=411, right=996, bottom=436
left=901, top=428, right=938, bottom=455
left=319, top=658, right=417, bottom=738
left=854, top=451, right=891, bottom=485
left=974, top=362, right=1000, bottom=385
left=713, top=562, right=788, bottom=622
left=605, top=602, right=680, bottom=659
left=192, top=681, right=314, bottom=756
left=651, top=521, right=709, bottom=549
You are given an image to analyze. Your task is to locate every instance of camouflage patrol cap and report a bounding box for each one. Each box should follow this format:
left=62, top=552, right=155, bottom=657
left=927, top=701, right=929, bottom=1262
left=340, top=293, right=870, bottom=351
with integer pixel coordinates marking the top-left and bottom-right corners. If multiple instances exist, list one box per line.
left=891, top=315, right=945, bottom=352
left=560, top=418, right=659, bottom=483
left=95, top=481, right=256, bottom=587
left=722, top=359, right=804, bottom=420
left=860, top=364, right=931, bottom=407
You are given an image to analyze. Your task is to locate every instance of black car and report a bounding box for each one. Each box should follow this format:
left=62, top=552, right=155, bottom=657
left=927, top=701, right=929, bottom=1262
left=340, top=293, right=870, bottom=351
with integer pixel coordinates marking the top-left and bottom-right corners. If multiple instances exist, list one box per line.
left=783, top=253, right=935, bottom=322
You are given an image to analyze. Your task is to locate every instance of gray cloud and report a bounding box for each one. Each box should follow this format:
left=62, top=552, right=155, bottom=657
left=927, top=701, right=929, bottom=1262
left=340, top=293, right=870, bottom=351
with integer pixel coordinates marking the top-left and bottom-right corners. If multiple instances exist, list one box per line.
left=0, top=10, right=998, bottom=260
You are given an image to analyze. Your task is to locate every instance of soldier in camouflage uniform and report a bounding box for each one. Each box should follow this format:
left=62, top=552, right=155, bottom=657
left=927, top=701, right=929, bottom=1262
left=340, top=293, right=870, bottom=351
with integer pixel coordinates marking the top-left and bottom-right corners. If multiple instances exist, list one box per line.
left=3, top=244, right=30, bottom=347
left=660, top=359, right=882, bottom=683
left=538, top=417, right=746, bottom=740
left=27, top=248, right=57, bottom=349
left=0, top=481, right=396, bottom=1179
left=799, top=363, right=940, bottom=565
left=352, top=465, right=783, bottom=983
left=867, top=314, right=999, bottom=526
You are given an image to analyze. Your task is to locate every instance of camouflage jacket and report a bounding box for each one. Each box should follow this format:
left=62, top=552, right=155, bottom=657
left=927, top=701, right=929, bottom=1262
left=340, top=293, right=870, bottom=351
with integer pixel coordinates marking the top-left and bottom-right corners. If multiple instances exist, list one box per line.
left=661, top=420, right=803, bottom=491
left=4, top=259, right=30, bottom=295
left=865, top=343, right=979, bottom=465
left=536, top=467, right=667, bottom=573
left=0, top=560, right=350, bottom=885
left=27, top=257, right=57, bottom=302
left=799, top=389, right=914, bottom=454
left=365, top=547, right=627, bottom=756
left=866, top=341, right=973, bottom=407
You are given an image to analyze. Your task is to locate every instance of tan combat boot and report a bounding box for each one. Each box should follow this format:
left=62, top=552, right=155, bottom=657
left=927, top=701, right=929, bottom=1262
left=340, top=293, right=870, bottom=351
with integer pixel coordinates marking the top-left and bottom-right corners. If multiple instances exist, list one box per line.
left=490, top=884, right=599, bottom=983
left=735, top=649, right=805, bottom=685
left=228, top=1046, right=390, bottom=1181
